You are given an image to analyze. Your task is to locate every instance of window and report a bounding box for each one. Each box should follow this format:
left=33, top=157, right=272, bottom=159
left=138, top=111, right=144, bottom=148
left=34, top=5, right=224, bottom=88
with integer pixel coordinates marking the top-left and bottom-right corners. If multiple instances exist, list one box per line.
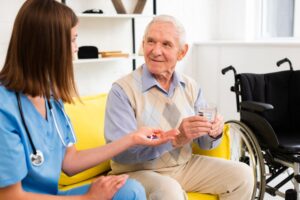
left=261, top=0, right=295, bottom=38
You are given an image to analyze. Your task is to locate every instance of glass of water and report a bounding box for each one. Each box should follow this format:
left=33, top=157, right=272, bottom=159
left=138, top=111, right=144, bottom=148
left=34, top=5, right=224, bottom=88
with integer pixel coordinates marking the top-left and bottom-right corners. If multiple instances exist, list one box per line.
left=198, top=103, right=217, bottom=122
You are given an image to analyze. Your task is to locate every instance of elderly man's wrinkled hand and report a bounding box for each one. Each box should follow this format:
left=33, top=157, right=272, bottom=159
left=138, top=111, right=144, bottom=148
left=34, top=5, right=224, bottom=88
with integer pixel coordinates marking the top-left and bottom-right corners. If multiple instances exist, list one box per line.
left=208, top=114, right=224, bottom=138
left=172, top=115, right=212, bottom=147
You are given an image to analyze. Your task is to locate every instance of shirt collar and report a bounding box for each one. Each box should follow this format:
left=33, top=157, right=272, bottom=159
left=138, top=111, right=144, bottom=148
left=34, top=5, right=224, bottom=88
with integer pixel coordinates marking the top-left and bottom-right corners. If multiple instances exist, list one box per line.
left=141, top=64, right=186, bottom=93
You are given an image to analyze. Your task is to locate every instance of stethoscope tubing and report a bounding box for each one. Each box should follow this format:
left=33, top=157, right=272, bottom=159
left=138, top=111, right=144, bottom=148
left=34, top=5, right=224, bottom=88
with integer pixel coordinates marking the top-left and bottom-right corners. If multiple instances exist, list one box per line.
left=16, top=93, right=38, bottom=155
left=15, top=92, right=76, bottom=166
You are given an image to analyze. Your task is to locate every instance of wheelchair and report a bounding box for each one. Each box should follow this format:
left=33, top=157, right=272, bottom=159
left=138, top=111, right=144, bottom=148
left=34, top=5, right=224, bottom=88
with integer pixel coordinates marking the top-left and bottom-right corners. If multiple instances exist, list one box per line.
left=222, top=58, right=300, bottom=200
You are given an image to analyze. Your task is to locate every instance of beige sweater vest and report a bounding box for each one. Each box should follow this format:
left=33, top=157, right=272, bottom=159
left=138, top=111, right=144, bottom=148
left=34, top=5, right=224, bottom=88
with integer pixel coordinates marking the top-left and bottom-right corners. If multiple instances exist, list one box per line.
left=110, top=67, right=198, bottom=174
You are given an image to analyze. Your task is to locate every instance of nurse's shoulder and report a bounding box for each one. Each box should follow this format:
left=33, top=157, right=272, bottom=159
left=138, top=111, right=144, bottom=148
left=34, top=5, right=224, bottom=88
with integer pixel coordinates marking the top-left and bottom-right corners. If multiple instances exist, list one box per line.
left=0, top=84, right=19, bottom=112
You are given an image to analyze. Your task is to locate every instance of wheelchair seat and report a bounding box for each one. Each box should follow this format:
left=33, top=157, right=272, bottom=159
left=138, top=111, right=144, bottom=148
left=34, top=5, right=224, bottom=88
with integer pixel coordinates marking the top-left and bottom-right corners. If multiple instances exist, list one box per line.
left=222, top=59, right=300, bottom=200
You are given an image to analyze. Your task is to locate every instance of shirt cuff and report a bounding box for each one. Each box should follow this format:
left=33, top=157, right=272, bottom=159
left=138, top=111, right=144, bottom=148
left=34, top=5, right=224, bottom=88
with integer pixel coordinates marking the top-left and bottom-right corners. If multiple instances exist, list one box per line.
left=208, top=132, right=223, bottom=140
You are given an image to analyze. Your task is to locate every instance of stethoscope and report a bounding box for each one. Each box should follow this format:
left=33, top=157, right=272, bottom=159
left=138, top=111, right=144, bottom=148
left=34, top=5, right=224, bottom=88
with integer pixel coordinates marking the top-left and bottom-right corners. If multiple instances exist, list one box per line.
left=16, top=93, right=77, bottom=167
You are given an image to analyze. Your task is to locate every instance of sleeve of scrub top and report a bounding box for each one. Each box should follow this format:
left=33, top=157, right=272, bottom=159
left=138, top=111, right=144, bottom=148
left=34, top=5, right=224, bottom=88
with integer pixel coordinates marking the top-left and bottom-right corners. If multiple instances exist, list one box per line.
left=104, top=83, right=174, bottom=164
left=0, top=111, right=28, bottom=188
left=193, top=88, right=222, bottom=150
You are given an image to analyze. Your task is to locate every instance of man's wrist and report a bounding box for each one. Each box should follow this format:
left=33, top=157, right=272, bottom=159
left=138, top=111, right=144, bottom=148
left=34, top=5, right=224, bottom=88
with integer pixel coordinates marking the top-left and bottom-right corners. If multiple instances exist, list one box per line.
left=172, top=129, right=189, bottom=147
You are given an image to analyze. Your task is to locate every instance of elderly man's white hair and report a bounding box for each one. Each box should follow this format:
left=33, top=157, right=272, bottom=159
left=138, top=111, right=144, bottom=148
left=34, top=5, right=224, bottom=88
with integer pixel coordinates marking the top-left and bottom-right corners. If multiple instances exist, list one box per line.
left=143, top=15, right=187, bottom=49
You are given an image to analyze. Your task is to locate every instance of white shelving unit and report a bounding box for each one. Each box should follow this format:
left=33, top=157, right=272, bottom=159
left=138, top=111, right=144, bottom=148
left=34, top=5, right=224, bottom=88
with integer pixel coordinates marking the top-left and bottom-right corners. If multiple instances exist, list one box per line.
left=62, top=0, right=156, bottom=95
left=76, top=13, right=153, bottom=19
left=74, top=13, right=153, bottom=69
left=73, top=54, right=140, bottom=64
left=64, top=0, right=157, bottom=70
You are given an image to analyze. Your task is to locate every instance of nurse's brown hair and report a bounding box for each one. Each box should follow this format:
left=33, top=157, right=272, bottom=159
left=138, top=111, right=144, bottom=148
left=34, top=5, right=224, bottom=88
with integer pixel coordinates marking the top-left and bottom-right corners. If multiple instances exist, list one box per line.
left=0, top=0, right=78, bottom=103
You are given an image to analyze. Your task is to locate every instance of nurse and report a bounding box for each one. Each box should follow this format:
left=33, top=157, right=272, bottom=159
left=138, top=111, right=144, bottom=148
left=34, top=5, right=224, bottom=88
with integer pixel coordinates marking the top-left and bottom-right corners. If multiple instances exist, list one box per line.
left=0, top=0, right=177, bottom=199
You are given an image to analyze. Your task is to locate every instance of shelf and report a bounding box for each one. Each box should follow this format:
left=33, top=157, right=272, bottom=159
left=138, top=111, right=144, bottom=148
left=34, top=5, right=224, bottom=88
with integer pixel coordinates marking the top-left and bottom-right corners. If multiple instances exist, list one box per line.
left=73, top=54, right=142, bottom=64
left=77, top=13, right=154, bottom=19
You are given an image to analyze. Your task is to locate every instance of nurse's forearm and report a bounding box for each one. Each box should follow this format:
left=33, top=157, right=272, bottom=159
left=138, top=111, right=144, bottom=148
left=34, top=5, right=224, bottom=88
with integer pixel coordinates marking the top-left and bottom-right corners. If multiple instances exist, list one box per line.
left=0, top=183, right=87, bottom=200
left=62, top=133, right=135, bottom=176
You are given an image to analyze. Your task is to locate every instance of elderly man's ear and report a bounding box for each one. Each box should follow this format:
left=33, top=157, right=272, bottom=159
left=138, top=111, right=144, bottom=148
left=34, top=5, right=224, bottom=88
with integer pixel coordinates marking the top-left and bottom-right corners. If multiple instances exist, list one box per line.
left=177, top=44, right=189, bottom=61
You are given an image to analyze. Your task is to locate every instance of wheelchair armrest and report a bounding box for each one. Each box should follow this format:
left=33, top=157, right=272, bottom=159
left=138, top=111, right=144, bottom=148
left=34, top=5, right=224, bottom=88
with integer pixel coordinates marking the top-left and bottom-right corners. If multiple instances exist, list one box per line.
left=240, top=101, right=273, bottom=113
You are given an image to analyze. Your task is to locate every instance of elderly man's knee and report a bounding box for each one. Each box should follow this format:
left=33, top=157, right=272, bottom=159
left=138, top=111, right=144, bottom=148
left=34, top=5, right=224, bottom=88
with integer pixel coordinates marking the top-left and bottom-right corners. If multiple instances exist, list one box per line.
left=233, top=162, right=254, bottom=189
left=220, top=162, right=254, bottom=199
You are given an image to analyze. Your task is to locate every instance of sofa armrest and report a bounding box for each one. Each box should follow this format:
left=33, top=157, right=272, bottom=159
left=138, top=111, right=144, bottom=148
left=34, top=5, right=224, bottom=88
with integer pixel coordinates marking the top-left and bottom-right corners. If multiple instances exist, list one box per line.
left=59, top=94, right=111, bottom=187
left=192, top=124, right=230, bottom=160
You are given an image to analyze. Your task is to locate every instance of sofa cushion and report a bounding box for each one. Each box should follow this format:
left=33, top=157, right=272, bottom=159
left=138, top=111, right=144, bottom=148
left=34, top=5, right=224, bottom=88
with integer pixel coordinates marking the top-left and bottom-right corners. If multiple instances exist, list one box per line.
left=59, top=94, right=109, bottom=186
left=187, top=192, right=217, bottom=200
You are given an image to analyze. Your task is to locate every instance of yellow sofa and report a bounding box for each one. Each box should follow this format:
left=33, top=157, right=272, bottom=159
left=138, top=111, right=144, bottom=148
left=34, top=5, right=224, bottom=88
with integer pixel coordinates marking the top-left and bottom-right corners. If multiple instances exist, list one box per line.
left=59, top=94, right=230, bottom=200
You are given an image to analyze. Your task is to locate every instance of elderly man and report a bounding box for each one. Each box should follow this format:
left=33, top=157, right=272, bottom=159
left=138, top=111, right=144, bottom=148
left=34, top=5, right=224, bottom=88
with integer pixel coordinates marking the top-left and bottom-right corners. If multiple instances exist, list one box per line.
left=105, top=15, right=254, bottom=200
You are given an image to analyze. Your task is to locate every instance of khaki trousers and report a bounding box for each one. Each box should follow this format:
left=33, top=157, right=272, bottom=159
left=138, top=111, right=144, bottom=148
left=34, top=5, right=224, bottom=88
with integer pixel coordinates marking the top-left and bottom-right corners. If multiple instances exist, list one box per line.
left=126, top=155, right=254, bottom=200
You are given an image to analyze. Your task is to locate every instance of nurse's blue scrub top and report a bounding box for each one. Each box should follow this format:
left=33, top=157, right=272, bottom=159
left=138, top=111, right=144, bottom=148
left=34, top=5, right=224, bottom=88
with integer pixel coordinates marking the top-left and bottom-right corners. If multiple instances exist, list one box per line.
left=0, top=85, right=75, bottom=194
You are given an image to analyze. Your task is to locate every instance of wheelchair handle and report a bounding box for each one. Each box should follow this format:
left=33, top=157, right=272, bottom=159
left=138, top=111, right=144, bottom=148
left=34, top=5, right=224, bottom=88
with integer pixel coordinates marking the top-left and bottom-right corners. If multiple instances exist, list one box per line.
left=221, top=65, right=237, bottom=76
left=276, top=58, right=293, bottom=71
left=221, top=65, right=240, bottom=112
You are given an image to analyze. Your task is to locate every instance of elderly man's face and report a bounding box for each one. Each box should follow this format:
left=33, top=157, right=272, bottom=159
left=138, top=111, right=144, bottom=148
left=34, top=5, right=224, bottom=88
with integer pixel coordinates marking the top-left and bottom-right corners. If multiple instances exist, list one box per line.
left=143, top=22, right=187, bottom=76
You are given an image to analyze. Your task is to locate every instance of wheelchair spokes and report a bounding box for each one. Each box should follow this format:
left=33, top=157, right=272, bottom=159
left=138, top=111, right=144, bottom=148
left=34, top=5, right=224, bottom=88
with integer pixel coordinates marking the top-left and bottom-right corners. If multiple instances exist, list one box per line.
left=226, top=120, right=266, bottom=200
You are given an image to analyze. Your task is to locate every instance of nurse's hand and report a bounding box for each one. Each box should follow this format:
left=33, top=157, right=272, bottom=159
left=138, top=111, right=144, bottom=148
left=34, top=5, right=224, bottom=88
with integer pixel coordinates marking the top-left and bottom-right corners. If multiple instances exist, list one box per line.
left=86, top=174, right=128, bottom=200
left=131, top=127, right=178, bottom=146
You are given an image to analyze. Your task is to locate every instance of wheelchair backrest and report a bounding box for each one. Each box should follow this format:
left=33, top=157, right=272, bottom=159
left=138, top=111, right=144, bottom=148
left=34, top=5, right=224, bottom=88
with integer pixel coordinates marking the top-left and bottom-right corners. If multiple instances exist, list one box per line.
left=290, top=70, right=300, bottom=131
left=238, top=70, right=300, bottom=135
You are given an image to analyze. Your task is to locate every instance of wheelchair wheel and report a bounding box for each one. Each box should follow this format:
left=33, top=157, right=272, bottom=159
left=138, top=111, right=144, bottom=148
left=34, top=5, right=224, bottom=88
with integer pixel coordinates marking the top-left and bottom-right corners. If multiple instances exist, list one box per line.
left=226, top=120, right=266, bottom=200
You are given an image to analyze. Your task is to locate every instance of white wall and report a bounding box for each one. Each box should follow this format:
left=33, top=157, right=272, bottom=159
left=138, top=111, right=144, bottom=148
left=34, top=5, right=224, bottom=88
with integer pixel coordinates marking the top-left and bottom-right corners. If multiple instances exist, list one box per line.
left=217, top=0, right=248, bottom=40
left=0, top=0, right=24, bottom=67
left=157, top=0, right=218, bottom=41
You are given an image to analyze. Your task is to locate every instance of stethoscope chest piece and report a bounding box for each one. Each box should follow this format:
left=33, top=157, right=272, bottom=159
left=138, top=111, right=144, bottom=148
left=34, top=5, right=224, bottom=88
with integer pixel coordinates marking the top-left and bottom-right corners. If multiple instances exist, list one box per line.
left=30, top=150, right=44, bottom=166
